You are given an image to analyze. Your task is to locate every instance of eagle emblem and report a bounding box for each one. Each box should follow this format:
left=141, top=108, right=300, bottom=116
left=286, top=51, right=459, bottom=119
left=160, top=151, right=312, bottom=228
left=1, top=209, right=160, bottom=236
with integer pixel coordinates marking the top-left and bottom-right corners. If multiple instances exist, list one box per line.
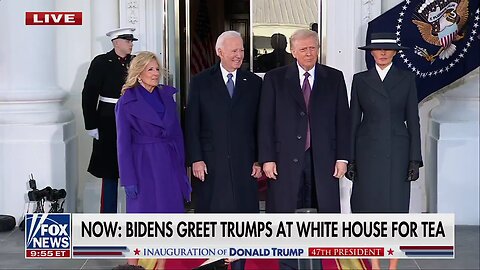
left=412, top=0, right=469, bottom=63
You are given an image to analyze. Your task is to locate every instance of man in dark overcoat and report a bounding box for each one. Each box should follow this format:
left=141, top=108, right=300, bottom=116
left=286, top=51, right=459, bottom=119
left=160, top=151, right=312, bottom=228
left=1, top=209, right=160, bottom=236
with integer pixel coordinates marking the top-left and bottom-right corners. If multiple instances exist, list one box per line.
left=186, top=30, right=262, bottom=270
left=186, top=30, right=262, bottom=214
left=258, top=29, right=351, bottom=215
left=82, top=27, right=137, bottom=213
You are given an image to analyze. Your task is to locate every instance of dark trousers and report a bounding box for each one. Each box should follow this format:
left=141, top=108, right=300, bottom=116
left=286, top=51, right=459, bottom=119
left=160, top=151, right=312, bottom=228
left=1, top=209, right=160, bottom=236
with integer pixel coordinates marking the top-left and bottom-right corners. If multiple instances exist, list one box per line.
left=297, top=149, right=318, bottom=210
left=280, top=149, right=322, bottom=270
left=100, top=178, right=118, bottom=213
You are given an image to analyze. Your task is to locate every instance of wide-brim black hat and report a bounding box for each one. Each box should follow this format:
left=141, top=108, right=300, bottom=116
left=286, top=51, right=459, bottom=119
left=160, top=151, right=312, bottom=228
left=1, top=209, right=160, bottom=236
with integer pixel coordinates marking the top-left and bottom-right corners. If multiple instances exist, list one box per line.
left=358, top=33, right=409, bottom=50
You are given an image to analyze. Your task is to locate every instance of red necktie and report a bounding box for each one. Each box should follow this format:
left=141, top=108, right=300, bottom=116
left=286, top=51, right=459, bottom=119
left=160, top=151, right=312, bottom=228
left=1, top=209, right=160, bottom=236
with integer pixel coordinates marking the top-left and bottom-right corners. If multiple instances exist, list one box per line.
left=302, top=72, right=311, bottom=150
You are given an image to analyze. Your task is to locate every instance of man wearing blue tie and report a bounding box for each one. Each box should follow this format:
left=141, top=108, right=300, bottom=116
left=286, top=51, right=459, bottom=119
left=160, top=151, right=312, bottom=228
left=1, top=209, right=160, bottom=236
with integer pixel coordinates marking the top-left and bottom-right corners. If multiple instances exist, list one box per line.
left=186, top=30, right=263, bottom=270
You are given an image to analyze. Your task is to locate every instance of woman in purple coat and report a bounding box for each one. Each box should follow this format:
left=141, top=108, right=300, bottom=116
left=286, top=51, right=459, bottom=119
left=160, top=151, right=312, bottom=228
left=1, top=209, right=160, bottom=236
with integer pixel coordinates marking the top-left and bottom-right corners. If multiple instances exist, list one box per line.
left=115, top=51, right=191, bottom=215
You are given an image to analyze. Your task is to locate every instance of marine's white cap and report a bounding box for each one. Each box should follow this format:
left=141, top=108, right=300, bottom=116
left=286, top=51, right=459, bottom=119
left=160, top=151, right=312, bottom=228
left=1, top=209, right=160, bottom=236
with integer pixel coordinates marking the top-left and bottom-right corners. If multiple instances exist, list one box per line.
left=106, top=27, right=138, bottom=41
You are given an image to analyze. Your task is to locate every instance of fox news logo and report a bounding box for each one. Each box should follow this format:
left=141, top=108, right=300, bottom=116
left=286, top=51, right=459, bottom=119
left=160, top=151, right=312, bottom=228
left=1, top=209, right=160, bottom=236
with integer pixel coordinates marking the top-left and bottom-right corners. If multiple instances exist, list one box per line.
left=25, top=214, right=71, bottom=258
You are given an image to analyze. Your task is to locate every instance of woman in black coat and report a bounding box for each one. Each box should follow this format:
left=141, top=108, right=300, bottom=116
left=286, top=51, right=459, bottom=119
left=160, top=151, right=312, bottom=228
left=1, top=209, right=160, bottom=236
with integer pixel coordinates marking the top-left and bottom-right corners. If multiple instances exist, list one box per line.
left=346, top=33, right=423, bottom=270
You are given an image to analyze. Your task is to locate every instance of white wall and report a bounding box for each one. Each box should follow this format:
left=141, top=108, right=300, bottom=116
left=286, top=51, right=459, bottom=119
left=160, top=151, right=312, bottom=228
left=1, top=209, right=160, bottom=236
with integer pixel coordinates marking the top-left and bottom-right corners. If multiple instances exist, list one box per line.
left=54, top=0, right=94, bottom=212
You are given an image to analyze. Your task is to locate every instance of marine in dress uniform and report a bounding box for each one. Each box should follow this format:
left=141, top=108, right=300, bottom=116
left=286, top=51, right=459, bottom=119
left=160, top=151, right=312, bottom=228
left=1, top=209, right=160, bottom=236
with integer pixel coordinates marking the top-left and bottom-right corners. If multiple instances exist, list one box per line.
left=82, top=27, right=138, bottom=213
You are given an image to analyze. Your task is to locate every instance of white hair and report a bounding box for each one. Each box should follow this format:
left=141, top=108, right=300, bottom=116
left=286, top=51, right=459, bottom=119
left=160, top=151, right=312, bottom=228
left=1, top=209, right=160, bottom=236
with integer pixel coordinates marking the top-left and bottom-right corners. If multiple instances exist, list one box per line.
left=215, top=31, right=242, bottom=52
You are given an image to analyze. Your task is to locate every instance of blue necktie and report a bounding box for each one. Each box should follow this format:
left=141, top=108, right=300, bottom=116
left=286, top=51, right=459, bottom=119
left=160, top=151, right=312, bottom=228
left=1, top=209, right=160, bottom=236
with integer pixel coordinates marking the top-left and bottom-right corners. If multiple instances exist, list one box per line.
left=226, top=73, right=234, bottom=97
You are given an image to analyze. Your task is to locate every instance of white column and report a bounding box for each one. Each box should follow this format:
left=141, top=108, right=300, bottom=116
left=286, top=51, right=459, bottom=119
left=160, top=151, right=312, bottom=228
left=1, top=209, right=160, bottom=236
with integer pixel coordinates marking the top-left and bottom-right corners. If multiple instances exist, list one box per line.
left=0, top=0, right=76, bottom=221
left=325, top=0, right=381, bottom=89
left=324, top=0, right=381, bottom=213
left=91, top=0, right=120, bottom=56
left=426, top=69, right=479, bottom=225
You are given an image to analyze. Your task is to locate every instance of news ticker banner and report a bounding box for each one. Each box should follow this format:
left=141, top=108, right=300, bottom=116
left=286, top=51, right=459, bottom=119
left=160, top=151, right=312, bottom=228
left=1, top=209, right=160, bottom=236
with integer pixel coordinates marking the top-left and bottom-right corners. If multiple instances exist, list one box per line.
left=25, top=213, right=454, bottom=259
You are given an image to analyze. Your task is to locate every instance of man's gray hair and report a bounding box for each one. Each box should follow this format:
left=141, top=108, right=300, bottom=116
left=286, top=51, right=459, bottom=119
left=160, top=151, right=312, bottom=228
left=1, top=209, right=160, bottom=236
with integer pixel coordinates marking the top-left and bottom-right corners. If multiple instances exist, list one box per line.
left=215, top=31, right=242, bottom=51
left=289, top=29, right=319, bottom=50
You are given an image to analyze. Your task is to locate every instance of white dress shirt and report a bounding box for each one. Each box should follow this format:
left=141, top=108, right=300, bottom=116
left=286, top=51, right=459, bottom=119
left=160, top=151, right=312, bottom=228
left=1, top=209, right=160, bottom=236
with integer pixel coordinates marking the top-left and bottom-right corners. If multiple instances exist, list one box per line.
left=297, top=63, right=315, bottom=88
left=220, top=64, right=237, bottom=86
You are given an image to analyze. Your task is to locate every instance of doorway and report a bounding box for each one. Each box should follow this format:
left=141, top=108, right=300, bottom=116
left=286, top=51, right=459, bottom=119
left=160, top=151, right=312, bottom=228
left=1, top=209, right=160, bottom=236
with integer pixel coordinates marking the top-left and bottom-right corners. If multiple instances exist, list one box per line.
left=177, top=0, right=251, bottom=115
left=173, top=0, right=321, bottom=212
left=177, top=0, right=321, bottom=106
left=174, top=0, right=251, bottom=211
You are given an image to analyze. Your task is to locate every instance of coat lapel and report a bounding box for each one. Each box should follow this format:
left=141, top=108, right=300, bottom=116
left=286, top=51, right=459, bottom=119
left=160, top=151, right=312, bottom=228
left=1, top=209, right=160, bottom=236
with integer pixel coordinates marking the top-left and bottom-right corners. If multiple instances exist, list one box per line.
left=382, top=65, right=405, bottom=95
left=210, top=64, right=233, bottom=103
left=231, top=70, right=248, bottom=107
left=363, top=68, right=388, bottom=98
left=310, top=63, right=328, bottom=106
left=285, top=63, right=306, bottom=111
left=158, top=86, right=174, bottom=126
left=123, top=85, right=164, bottom=127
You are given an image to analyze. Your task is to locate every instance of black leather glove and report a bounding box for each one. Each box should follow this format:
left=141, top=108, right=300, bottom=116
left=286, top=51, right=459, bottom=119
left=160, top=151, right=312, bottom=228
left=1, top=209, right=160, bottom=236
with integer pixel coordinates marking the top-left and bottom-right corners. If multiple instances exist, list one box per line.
left=407, top=161, right=420, bottom=182
left=345, top=162, right=356, bottom=181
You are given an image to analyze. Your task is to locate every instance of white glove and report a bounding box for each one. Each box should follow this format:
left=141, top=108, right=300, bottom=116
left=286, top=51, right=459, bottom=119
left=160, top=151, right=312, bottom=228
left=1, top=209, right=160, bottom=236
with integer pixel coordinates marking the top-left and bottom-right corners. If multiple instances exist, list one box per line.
left=86, top=129, right=99, bottom=140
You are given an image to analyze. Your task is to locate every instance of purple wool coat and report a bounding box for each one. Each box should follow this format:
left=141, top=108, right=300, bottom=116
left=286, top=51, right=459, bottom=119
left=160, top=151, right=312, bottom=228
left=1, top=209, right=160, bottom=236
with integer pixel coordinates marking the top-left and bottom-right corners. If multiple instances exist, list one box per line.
left=115, top=84, right=191, bottom=213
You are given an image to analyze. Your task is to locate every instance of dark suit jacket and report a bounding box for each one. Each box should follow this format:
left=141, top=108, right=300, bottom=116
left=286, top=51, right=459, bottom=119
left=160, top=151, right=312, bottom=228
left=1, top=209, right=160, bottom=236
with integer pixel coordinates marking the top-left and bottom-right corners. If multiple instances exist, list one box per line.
left=350, top=65, right=422, bottom=213
left=185, top=63, right=262, bottom=213
left=258, top=63, right=351, bottom=213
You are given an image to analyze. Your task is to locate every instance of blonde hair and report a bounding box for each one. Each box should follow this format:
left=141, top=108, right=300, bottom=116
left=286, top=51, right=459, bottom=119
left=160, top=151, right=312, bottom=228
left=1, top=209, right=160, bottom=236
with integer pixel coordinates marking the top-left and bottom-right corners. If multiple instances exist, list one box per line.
left=121, top=51, right=163, bottom=95
left=289, top=29, right=319, bottom=50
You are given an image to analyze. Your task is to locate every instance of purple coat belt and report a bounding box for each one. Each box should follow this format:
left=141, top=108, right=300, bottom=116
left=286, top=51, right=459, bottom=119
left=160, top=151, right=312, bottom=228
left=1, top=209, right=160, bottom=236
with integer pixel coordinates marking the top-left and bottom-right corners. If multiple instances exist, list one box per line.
left=132, top=134, right=191, bottom=201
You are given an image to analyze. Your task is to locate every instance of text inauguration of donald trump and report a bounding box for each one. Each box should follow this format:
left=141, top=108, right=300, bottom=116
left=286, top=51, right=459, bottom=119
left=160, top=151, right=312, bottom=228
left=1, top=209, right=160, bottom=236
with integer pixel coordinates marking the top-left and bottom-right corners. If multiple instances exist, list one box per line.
left=70, top=214, right=454, bottom=259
